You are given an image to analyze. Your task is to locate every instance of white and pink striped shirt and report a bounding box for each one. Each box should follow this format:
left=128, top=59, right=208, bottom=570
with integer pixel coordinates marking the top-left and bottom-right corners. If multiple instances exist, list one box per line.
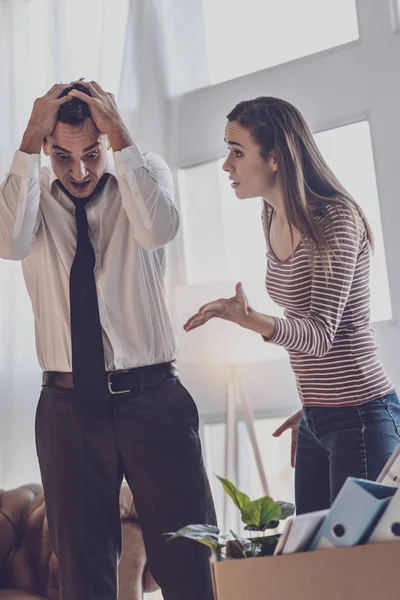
left=265, top=202, right=393, bottom=407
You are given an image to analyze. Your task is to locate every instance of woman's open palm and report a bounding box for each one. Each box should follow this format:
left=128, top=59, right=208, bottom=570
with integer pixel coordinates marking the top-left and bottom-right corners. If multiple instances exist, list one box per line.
left=184, top=282, right=250, bottom=332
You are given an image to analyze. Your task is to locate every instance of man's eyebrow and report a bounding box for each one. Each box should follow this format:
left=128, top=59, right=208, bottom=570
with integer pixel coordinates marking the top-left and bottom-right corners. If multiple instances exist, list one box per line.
left=83, top=142, right=101, bottom=152
left=51, top=142, right=101, bottom=154
left=224, top=137, right=244, bottom=148
left=52, top=145, right=71, bottom=153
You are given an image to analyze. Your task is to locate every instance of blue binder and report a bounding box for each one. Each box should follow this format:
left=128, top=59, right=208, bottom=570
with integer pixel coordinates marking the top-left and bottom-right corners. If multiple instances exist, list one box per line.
left=310, top=478, right=397, bottom=550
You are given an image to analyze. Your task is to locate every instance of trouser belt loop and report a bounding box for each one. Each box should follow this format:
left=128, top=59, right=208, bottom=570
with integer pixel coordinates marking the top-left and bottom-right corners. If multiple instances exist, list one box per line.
left=139, top=371, right=146, bottom=394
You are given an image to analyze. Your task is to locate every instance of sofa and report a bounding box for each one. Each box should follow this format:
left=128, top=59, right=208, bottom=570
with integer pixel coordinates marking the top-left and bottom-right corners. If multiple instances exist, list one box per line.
left=0, top=483, right=159, bottom=599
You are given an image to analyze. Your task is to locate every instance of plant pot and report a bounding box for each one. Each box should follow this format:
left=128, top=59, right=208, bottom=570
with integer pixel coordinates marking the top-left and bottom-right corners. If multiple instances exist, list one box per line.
left=225, top=540, right=246, bottom=559
left=258, top=533, right=280, bottom=556
left=225, top=534, right=281, bottom=559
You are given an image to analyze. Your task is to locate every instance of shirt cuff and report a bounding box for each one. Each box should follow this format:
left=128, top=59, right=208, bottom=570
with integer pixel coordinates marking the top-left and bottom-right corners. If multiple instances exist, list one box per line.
left=262, top=316, right=286, bottom=345
left=9, top=151, right=40, bottom=179
left=113, top=144, right=146, bottom=175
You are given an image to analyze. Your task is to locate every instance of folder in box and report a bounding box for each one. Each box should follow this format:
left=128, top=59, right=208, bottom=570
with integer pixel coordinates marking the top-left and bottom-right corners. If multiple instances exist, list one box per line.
left=274, top=509, right=329, bottom=555
left=368, top=487, right=400, bottom=544
left=310, top=478, right=397, bottom=551
left=376, top=444, right=400, bottom=487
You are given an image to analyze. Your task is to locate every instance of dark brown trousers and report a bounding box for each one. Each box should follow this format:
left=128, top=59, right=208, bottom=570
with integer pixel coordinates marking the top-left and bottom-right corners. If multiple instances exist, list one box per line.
left=35, top=374, right=217, bottom=600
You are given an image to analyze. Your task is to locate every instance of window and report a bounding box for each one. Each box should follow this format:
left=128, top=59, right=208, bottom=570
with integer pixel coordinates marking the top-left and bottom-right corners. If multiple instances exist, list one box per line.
left=28, top=0, right=131, bottom=97
left=392, top=0, right=400, bottom=31
left=164, top=0, right=359, bottom=95
left=178, top=120, right=392, bottom=322
left=314, top=121, right=391, bottom=321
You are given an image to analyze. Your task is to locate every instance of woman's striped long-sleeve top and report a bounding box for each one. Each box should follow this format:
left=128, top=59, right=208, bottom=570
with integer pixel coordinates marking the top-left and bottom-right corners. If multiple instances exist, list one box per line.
left=265, top=202, right=393, bottom=407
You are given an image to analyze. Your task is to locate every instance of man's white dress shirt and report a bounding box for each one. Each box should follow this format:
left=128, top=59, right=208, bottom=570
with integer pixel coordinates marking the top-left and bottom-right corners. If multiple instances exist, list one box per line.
left=0, top=144, right=180, bottom=372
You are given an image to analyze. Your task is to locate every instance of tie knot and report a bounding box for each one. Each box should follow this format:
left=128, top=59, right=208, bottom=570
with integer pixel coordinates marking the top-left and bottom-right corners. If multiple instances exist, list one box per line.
left=73, top=198, right=89, bottom=210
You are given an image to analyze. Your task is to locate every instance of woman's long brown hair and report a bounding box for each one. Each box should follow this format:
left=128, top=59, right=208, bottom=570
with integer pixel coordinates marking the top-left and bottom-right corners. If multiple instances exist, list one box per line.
left=227, top=97, right=374, bottom=273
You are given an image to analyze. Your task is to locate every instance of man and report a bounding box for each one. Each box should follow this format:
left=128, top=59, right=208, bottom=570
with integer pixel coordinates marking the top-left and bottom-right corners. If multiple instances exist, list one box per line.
left=0, top=81, right=216, bottom=600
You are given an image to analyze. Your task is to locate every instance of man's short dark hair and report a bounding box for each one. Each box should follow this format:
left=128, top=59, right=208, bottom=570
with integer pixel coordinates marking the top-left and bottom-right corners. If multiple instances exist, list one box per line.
left=57, top=82, right=92, bottom=127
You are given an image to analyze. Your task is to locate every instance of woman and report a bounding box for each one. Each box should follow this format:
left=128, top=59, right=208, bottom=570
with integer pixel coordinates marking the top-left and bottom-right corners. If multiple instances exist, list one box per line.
left=184, top=96, right=400, bottom=515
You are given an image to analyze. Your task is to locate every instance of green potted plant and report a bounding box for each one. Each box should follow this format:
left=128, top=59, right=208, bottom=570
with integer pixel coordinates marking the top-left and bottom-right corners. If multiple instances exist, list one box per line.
left=166, top=476, right=295, bottom=560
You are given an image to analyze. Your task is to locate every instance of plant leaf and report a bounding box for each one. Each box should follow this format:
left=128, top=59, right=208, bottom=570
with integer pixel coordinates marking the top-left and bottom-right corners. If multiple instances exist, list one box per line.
left=266, top=520, right=280, bottom=530
left=259, top=498, right=282, bottom=528
left=216, top=476, right=250, bottom=512
left=230, top=530, right=253, bottom=556
left=275, top=501, right=295, bottom=520
left=241, top=496, right=281, bottom=529
left=165, top=524, right=224, bottom=551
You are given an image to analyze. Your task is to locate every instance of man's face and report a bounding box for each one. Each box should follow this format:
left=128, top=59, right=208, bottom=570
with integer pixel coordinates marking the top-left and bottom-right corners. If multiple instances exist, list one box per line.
left=43, top=118, right=109, bottom=198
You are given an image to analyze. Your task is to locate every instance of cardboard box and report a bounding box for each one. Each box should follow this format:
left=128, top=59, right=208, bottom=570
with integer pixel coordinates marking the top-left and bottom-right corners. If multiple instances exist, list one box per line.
left=211, top=540, right=400, bottom=600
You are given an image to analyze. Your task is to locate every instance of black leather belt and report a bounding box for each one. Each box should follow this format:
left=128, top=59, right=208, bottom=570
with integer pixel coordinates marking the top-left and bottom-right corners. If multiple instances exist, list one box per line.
left=42, top=361, right=178, bottom=395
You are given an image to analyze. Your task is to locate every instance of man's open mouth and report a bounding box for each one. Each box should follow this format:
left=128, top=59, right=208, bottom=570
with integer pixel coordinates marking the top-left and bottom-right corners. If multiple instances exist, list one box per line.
left=71, top=181, right=91, bottom=190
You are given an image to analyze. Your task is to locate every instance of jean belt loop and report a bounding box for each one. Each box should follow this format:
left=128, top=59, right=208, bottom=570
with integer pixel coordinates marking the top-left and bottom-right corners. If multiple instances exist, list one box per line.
left=302, top=407, right=311, bottom=430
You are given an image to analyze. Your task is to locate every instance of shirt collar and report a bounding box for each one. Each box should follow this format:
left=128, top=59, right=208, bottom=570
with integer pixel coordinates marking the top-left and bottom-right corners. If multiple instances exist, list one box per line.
left=49, top=150, right=117, bottom=189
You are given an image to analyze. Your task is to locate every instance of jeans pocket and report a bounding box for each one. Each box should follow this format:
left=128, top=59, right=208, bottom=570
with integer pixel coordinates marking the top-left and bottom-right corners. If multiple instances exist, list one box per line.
left=381, top=393, right=400, bottom=437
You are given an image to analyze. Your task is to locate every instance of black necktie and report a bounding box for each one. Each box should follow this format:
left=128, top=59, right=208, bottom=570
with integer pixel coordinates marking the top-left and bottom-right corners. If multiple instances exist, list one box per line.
left=65, top=175, right=110, bottom=419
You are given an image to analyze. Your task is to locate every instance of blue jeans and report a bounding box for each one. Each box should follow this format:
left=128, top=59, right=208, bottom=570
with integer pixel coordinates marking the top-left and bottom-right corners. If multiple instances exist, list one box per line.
left=295, top=391, right=400, bottom=515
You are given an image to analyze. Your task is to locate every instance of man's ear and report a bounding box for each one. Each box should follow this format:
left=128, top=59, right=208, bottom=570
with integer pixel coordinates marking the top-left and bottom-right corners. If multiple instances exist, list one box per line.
left=42, top=137, right=50, bottom=156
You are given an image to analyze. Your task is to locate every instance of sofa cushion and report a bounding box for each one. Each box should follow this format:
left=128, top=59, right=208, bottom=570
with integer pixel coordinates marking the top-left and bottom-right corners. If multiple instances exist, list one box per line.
left=0, top=591, right=46, bottom=599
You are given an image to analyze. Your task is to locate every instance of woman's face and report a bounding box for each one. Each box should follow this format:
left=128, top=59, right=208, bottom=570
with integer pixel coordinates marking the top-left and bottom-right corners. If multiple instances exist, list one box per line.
left=222, top=120, right=277, bottom=200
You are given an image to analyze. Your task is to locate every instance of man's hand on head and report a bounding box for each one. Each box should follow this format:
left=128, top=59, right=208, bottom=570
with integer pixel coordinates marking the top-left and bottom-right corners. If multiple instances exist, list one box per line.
left=67, top=81, right=133, bottom=152
left=20, top=84, right=72, bottom=155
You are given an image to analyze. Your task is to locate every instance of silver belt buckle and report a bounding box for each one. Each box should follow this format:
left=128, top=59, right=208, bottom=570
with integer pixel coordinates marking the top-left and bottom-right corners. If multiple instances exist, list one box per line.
left=107, top=370, right=131, bottom=395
